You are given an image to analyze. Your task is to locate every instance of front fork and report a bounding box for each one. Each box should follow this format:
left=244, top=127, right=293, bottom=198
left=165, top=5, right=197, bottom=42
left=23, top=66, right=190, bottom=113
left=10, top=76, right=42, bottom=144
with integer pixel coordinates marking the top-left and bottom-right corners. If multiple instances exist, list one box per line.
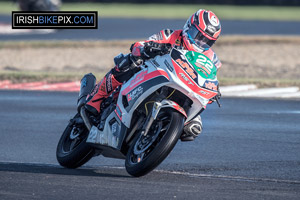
left=141, top=99, right=187, bottom=137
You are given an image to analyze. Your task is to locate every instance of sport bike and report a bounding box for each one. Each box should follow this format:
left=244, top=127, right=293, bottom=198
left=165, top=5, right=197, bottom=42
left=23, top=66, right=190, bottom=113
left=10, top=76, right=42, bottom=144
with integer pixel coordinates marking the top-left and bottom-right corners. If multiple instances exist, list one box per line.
left=56, top=47, right=221, bottom=177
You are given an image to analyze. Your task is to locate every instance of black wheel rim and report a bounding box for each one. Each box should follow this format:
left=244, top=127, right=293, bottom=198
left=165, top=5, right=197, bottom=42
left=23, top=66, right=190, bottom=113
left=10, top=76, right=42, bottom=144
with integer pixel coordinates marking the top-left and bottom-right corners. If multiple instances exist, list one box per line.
left=129, top=111, right=172, bottom=164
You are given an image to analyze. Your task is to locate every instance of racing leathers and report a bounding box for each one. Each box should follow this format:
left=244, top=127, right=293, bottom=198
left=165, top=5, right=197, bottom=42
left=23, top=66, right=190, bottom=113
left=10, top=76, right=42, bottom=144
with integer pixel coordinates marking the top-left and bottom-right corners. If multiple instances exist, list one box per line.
left=85, top=29, right=222, bottom=141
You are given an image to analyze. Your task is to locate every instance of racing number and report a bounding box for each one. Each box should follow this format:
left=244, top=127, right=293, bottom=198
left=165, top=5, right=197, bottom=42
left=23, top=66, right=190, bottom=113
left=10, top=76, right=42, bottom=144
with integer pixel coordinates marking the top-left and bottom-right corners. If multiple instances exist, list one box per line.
left=196, top=55, right=213, bottom=75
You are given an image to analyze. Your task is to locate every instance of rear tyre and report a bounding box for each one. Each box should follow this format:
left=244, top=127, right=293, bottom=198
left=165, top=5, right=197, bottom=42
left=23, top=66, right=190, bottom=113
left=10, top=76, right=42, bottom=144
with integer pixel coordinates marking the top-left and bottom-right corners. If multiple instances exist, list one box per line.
left=56, top=113, right=94, bottom=168
left=125, top=108, right=184, bottom=177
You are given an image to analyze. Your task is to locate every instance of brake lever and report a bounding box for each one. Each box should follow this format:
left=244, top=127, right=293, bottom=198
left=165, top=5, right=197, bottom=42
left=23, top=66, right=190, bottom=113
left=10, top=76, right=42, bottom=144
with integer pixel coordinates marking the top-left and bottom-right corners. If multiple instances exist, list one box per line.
left=215, top=97, right=221, bottom=107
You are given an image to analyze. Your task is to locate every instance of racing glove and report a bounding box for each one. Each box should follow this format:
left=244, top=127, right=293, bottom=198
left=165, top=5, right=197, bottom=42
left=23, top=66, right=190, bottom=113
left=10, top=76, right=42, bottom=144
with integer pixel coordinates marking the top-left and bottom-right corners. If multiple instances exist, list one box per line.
left=131, top=41, right=171, bottom=61
left=142, top=41, right=172, bottom=59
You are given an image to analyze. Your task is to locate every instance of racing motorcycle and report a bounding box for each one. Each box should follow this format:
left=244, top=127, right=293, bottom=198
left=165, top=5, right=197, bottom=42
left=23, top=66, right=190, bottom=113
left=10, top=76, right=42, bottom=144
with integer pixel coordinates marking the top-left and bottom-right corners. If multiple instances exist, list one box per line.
left=56, top=46, right=221, bottom=177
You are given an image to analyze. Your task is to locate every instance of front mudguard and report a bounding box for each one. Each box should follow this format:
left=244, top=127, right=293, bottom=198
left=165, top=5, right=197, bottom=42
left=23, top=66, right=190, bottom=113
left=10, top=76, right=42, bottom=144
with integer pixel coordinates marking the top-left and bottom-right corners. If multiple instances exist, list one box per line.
left=141, top=99, right=187, bottom=137
left=154, top=99, right=187, bottom=119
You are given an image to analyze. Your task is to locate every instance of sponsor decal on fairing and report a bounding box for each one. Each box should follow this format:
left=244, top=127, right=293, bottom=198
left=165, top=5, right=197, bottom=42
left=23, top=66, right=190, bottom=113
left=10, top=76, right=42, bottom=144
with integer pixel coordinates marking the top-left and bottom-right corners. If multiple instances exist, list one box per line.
left=179, top=73, right=194, bottom=85
left=127, top=86, right=143, bottom=102
left=204, top=80, right=218, bottom=91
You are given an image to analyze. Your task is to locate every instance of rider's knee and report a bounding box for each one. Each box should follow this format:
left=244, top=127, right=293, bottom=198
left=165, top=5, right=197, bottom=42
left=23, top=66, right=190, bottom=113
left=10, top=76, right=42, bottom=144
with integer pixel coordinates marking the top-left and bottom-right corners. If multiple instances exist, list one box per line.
left=181, top=115, right=203, bottom=142
left=112, top=53, right=141, bottom=83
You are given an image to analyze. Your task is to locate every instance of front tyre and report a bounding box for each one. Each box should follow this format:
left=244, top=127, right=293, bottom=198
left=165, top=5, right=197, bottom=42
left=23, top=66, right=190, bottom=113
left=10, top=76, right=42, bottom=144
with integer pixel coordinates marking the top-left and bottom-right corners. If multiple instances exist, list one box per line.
left=125, top=108, right=184, bottom=177
left=56, top=113, right=94, bottom=168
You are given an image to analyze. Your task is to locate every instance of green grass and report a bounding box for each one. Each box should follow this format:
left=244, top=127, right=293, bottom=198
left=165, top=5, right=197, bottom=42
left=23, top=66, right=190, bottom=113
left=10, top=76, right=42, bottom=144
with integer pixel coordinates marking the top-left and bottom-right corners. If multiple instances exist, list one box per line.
left=1, top=1, right=300, bottom=21
left=0, top=1, right=15, bottom=13
left=1, top=35, right=300, bottom=50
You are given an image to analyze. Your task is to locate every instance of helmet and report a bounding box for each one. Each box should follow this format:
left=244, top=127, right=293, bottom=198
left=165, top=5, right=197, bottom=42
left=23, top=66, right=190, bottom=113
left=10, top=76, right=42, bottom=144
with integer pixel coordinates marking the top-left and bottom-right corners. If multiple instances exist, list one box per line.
left=182, top=9, right=221, bottom=52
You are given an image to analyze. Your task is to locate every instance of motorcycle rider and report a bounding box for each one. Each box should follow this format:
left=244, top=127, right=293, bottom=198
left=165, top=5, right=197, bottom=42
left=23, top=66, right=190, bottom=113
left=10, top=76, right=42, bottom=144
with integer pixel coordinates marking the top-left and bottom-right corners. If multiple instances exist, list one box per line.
left=85, top=9, right=222, bottom=141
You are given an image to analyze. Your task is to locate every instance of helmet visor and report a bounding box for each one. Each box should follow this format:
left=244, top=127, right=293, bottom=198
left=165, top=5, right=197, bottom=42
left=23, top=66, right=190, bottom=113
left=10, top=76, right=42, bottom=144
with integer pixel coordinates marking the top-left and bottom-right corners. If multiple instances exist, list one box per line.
left=187, top=25, right=216, bottom=50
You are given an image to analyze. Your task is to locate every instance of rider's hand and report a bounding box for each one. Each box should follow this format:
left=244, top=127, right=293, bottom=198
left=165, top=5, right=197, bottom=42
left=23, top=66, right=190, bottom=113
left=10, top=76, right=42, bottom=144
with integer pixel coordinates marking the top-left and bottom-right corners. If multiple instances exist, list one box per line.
left=142, top=41, right=171, bottom=59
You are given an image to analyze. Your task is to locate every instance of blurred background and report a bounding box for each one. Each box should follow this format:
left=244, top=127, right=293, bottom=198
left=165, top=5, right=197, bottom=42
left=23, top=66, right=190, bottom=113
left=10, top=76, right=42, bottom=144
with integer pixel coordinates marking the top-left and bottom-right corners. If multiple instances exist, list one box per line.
left=0, top=0, right=300, bottom=88
left=1, top=2, right=300, bottom=198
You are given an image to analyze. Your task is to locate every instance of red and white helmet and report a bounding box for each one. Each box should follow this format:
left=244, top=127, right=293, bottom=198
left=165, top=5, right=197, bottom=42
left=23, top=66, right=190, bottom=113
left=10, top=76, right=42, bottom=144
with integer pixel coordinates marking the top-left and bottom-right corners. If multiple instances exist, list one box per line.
left=182, top=9, right=221, bottom=52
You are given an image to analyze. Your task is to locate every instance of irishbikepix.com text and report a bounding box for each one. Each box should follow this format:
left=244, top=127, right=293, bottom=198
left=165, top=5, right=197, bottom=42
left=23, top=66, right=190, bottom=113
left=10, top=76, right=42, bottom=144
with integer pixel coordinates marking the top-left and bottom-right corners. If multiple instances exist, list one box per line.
left=12, top=11, right=98, bottom=29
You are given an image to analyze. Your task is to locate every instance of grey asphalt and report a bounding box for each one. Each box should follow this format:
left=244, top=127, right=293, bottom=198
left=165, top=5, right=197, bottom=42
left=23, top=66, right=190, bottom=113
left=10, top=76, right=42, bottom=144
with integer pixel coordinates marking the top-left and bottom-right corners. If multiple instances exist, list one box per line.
left=0, top=90, right=299, bottom=199
left=1, top=15, right=300, bottom=40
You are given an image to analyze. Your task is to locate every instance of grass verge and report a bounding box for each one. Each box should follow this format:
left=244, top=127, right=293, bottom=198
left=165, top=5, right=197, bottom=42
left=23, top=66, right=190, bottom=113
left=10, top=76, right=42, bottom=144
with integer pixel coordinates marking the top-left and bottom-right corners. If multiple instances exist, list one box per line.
left=1, top=36, right=300, bottom=88
left=0, top=71, right=104, bottom=84
left=1, top=35, right=300, bottom=49
left=1, top=2, right=300, bottom=21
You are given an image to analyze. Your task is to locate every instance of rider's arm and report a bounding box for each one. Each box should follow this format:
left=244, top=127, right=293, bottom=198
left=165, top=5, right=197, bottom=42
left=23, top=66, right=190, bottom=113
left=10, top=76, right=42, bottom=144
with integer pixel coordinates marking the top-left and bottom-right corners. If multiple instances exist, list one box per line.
left=113, top=30, right=173, bottom=72
left=130, top=29, right=175, bottom=59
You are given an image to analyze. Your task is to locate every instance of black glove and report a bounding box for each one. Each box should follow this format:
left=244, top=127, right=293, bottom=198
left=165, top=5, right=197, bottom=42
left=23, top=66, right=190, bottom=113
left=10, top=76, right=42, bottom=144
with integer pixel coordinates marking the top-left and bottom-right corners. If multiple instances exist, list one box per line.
left=142, top=41, right=171, bottom=59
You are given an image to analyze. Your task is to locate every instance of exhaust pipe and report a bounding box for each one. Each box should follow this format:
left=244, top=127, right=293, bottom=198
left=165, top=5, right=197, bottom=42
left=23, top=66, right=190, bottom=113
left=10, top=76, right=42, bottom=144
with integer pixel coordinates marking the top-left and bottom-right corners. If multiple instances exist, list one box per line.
left=77, top=73, right=96, bottom=131
left=80, top=106, right=92, bottom=131
left=77, top=73, right=96, bottom=113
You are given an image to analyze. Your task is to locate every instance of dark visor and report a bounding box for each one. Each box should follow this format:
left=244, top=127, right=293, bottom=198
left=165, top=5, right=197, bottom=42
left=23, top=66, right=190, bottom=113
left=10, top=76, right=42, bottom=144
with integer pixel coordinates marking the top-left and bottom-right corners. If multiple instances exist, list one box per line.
left=187, top=25, right=216, bottom=49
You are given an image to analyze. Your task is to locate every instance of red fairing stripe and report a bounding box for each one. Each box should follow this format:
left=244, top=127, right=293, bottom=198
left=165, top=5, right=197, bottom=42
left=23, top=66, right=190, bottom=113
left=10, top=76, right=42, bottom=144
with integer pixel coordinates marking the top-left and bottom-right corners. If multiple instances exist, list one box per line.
left=172, top=103, right=187, bottom=118
left=114, top=104, right=122, bottom=121
left=171, top=60, right=218, bottom=100
left=121, top=69, right=170, bottom=95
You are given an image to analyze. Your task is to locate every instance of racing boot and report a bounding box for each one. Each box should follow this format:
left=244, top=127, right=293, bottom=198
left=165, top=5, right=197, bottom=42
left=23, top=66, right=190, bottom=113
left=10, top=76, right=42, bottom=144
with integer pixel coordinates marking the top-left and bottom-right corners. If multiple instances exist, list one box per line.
left=85, top=53, right=139, bottom=115
left=180, top=115, right=203, bottom=141
left=85, top=70, right=122, bottom=115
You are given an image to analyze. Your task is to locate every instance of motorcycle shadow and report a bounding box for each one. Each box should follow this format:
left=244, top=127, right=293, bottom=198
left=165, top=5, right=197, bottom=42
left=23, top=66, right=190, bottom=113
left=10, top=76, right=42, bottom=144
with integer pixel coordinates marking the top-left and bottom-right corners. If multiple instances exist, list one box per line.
left=0, top=162, right=131, bottom=178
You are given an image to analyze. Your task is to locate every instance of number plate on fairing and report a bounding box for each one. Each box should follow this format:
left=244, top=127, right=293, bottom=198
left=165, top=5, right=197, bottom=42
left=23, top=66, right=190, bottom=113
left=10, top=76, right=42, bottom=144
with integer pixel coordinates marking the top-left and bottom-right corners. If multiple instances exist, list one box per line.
left=86, top=111, right=126, bottom=150
left=185, top=51, right=217, bottom=80
left=87, top=125, right=119, bottom=149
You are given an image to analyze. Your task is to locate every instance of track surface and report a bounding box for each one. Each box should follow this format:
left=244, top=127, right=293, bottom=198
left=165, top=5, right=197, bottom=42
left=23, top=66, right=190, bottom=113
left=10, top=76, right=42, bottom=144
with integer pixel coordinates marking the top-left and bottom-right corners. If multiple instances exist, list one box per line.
left=1, top=15, right=300, bottom=40
left=0, top=90, right=299, bottom=199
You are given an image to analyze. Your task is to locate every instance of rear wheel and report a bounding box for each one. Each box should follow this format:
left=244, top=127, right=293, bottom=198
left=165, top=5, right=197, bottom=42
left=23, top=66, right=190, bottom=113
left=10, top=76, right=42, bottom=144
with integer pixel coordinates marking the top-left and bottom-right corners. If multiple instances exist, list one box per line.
left=125, top=108, right=184, bottom=177
left=56, top=113, right=94, bottom=168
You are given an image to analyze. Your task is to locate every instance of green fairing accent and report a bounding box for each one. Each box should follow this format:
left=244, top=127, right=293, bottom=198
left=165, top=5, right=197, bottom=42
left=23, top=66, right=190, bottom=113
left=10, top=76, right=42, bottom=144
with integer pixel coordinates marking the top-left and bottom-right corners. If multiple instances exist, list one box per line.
left=185, top=51, right=217, bottom=80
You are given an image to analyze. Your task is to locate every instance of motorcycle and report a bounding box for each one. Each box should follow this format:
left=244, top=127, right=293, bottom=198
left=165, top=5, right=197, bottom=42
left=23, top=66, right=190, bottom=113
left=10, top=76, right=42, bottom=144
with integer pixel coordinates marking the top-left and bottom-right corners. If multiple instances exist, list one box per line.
left=56, top=46, right=221, bottom=177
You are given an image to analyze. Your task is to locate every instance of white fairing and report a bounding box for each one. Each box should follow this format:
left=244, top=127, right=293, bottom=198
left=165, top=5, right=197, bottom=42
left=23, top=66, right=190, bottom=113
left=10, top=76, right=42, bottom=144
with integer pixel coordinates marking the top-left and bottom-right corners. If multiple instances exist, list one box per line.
left=116, top=48, right=216, bottom=128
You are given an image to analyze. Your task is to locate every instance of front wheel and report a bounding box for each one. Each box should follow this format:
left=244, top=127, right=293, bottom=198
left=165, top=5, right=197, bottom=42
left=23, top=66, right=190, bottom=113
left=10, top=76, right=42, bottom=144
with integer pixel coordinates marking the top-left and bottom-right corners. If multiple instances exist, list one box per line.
left=56, top=113, right=94, bottom=168
left=125, top=108, right=184, bottom=177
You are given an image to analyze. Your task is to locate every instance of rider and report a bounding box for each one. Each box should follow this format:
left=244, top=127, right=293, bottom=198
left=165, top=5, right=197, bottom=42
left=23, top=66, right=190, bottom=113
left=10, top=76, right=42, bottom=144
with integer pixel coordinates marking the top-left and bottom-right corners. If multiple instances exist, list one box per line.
left=85, top=9, right=222, bottom=141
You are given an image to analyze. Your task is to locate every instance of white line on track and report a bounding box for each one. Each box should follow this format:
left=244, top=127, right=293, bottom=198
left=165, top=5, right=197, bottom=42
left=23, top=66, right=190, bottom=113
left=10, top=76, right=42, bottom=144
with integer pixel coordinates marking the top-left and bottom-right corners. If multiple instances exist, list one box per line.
left=1, top=161, right=299, bottom=184
left=154, top=170, right=300, bottom=184
left=220, top=84, right=257, bottom=93
left=101, top=166, right=300, bottom=184
left=221, top=86, right=300, bottom=99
